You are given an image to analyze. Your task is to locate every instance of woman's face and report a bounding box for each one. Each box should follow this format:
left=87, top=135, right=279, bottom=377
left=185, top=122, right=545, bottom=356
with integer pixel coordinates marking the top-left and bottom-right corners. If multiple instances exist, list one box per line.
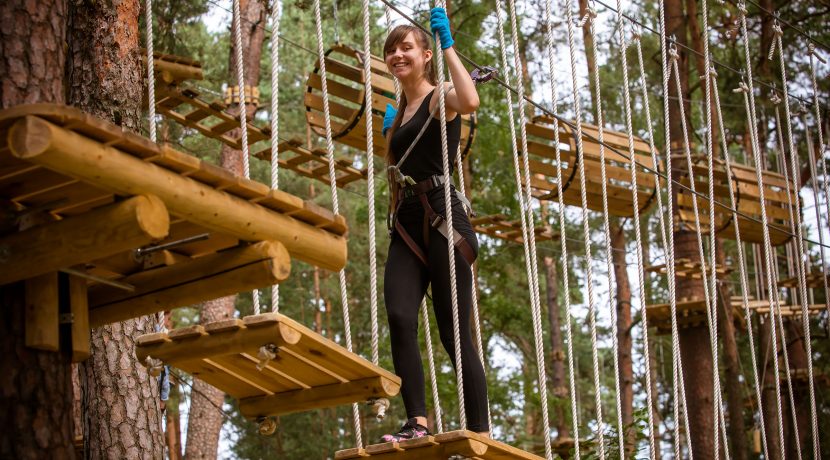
left=384, top=31, right=431, bottom=82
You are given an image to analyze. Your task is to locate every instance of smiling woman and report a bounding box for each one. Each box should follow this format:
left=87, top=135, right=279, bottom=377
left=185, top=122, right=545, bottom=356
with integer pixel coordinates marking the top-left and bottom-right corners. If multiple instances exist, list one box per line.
left=379, top=9, right=490, bottom=443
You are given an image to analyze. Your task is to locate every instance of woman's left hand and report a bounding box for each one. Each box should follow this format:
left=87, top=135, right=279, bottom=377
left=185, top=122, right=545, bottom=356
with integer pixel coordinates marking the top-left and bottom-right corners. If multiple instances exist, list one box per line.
left=430, top=7, right=454, bottom=50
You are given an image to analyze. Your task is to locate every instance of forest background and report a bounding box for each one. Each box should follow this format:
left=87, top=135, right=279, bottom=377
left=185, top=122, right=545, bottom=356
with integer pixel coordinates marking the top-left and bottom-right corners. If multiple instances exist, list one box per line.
left=137, top=0, right=830, bottom=458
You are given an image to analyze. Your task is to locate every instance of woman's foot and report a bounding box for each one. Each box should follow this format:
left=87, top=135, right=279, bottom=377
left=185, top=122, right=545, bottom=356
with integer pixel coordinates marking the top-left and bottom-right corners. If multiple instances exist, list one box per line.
left=379, top=418, right=432, bottom=443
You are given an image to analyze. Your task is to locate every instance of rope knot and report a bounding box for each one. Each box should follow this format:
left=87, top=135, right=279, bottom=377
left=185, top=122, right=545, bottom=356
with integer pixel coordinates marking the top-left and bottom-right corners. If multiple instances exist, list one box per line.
left=772, top=20, right=783, bottom=37
left=668, top=43, right=680, bottom=62
left=631, top=27, right=642, bottom=41
left=736, top=1, right=747, bottom=16
left=809, top=43, right=828, bottom=63
left=769, top=90, right=782, bottom=105
left=733, top=81, right=751, bottom=94
left=577, top=8, right=597, bottom=27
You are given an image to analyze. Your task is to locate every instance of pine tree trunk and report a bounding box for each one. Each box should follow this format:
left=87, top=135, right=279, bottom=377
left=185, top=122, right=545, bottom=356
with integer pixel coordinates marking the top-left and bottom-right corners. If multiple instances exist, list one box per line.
left=610, top=222, right=634, bottom=450
left=716, top=240, right=748, bottom=460
left=184, top=1, right=267, bottom=457
left=665, top=0, right=715, bottom=456
left=63, top=0, right=164, bottom=457
left=0, top=2, right=74, bottom=456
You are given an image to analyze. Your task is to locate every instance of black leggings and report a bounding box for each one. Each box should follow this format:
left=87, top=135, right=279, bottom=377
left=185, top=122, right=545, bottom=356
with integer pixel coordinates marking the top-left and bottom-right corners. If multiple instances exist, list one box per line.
left=384, top=194, right=489, bottom=432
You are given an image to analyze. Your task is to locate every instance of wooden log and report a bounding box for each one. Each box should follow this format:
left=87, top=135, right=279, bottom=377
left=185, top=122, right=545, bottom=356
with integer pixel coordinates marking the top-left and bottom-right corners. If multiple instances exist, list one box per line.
left=68, top=272, right=90, bottom=362
left=89, top=241, right=291, bottom=327
left=24, top=272, right=59, bottom=351
left=0, top=195, right=169, bottom=285
left=8, top=116, right=346, bottom=270
left=134, top=317, right=302, bottom=364
left=238, top=375, right=399, bottom=418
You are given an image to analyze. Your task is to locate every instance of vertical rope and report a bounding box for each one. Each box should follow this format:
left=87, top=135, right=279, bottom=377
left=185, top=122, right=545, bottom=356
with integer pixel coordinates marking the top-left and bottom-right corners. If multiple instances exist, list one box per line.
left=312, top=0, right=361, bottom=446
left=360, top=0, right=380, bottom=367
left=734, top=5, right=786, bottom=455
left=269, top=0, right=281, bottom=313
left=803, top=116, right=830, bottom=321
left=455, top=152, right=492, bottom=431
left=710, top=67, right=770, bottom=460
left=504, top=0, right=552, bottom=456
left=563, top=0, right=605, bottom=454
left=582, top=3, right=625, bottom=457
left=421, top=299, right=444, bottom=432
left=430, top=0, right=466, bottom=430
left=808, top=45, right=830, bottom=321
left=770, top=22, right=821, bottom=457
left=614, top=19, right=657, bottom=458
left=656, top=2, right=693, bottom=456
left=542, top=0, right=581, bottom=454
left=232, top=0, right=259, bottom=315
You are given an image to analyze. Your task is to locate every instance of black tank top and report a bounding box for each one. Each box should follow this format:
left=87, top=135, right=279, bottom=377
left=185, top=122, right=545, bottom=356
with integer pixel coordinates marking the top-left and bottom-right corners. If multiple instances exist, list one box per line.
left=389, top=88, right=462, bottom=183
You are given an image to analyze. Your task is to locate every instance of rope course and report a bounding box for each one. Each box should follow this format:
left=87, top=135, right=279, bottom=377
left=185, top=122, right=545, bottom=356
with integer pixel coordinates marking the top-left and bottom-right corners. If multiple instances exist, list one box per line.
left=6, top=0, right=830, bottom=457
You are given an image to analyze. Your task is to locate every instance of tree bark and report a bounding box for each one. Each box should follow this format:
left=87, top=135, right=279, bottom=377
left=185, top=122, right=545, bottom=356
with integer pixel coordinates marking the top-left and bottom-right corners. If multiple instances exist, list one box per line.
left=66, top=1, right=164, bottom=457
left=782, top=321, right=809, bottom=458
left=184, top=1, right=267, bottom=457
left=610, top=222, right=634, bottom=450
left=577, top=0, right=598, bottom=115
left=716, top=240, right=748, bottom=460
left=544, top=254, right=569, bottom=440
left=0, top=2, right=74, bottom=457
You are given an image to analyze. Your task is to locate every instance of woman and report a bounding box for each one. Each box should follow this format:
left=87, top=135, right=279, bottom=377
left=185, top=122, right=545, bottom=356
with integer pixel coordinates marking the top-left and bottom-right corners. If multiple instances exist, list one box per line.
left=380, top=8, right=489, bottom=442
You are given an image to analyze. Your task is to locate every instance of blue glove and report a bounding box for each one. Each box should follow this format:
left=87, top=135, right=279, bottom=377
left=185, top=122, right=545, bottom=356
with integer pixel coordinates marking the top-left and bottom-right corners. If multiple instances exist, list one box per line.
left=382, top=103, right=397, bottom=136
left=430, top=7, right=454, bottom=50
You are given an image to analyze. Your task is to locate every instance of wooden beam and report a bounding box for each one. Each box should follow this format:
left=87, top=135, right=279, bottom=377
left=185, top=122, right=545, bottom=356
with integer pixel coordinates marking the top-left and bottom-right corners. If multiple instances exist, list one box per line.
left=0, top=195, right=169, bottom=285
left=24, top=272, right=59, bottom=351
left=89, top=241, right=291, bottom=327
left=8, top=116, right=346, bottom=271
left=238, top=375, right=400, bottom=418
left=68, top=273, right=90, bottom=362
left=135, top=316, right=301, bottom=364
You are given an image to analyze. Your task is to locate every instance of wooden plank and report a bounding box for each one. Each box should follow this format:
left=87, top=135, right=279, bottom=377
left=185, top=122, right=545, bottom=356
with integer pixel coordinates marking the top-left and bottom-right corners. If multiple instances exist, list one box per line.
left=238, top=375, right=400, bottom=418
left=68, top=273, right=90, bottom=362
left=336, top=430, right=543, bottom=460
left=25, top=272, right=59, bottom=351
left=8, top=115, right=347, bottom=270
left=0, top=195, right=169, bottom=285
left=89, top=241, right=291, bottom=327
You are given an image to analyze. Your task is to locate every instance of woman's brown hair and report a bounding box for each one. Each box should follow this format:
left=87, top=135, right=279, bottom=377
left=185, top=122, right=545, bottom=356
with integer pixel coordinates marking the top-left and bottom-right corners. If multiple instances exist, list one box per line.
left=383, top=25, right=437, bottom=207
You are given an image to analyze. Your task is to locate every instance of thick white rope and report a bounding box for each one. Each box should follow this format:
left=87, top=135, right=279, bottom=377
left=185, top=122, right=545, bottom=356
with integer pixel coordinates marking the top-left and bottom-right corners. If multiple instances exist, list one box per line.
left=808, top=45, right=830, bottom=320
left=803, top=117, right=830, bottom=323
left=454, top=152, right=492, bottom=430
left=421, top=299, right=444, bottom=432
left=669, top=48, right=726, bottom=459
left=710, top=66, right=770, bottom=460
left=697, top=2, right=727, bottom=454
left=770, top=23, right=821, bottom=457
left=564, top=1, right=606, bottom=454
left=769, top=100, right=810, bottom=460
left=543, top=0, right=581, bottom=452
left=431, top=0, right=466, bottom=430
left=583, top=4, right=625, bottom=457
left=232, top=0, right=260, bottom=315
left=311, top=0, right=361, bottom=446
left=734, top=6, right=787, bottom=454
left=144, top=0, right=166, bottom=333
left=360, top=0, right=380, bottom=367
left=656, top=2, right=693, bottom=456
left=504, top=0, right=552, bottom=455
left=493, top=0, right=556, bottom=454
left=613, top=18, right=657, bottom=458
left=270, top=0, right=281, bottom=312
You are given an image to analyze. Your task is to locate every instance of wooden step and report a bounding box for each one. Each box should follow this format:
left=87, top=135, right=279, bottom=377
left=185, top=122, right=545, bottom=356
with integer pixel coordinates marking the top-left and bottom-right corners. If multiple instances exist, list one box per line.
left=470, top=214, right=557, bottom=244
left=335, top=430, right=544, bottom=460
left=255, top=138, right=368, bottom=188
left=135, top=313, right=401, bottom=419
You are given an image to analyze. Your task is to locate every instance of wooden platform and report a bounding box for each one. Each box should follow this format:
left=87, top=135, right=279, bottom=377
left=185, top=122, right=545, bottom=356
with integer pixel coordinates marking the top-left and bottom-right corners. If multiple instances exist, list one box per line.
left=155, top=85, right=271, bottom=151
left=645, top=298, right=745, bottom=334
left=471, top=214, right=557, bottom=244
left=645, top=257, right=732, bottom=280
left=777, top=272, right=829, bottom=289
left=255, top=138, right=367, bottom=188
left=147, top=51, right=204, bottom=86
left=524, top=115, right=660, bottom=218
left=335, top=430, right=543, bottom=460
left=135, top=312, right=400, bottom=419
left=675, top=156, right=794, bottom=246
left=0, top=104, right=347, bottom=275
